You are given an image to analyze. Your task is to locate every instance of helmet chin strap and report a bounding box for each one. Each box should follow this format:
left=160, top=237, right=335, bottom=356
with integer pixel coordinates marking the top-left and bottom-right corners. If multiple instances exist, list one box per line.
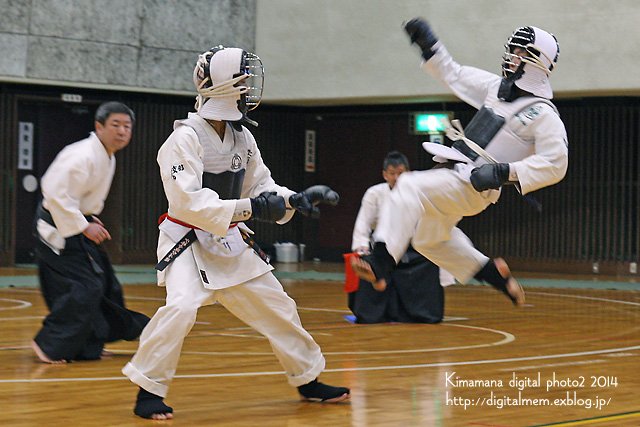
left=225, top=94, right=258, bottom=131
left=242, top=116, right=259, bottom=127
left=498, top=78, right=523, bottom=102
left=498, top=62, right=528, bottom=102
left=227, top=114, right=258, bottom=132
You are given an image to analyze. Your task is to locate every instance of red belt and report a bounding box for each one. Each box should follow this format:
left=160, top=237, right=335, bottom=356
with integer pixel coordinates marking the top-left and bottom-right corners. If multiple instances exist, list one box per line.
left=158, top=213, right=238, bottom=229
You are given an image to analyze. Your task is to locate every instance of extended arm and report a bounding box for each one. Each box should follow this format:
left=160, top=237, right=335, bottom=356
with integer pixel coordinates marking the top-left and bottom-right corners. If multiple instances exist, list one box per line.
left=404, top=17, right=499, bottom=109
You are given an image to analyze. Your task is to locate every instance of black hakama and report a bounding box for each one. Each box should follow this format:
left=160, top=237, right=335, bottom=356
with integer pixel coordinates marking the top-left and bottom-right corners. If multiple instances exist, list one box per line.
left=33, top=235, right=149, bottom=361
left=348, top=247, right=444, bottom=324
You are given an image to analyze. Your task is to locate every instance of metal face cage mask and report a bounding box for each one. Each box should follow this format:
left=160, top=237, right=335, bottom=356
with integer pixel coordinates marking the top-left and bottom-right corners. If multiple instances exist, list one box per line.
left=237, top=51, right=264, bottom=112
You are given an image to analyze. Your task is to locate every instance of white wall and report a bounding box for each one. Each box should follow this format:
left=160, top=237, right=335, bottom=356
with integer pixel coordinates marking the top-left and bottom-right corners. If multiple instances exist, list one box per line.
left=256, top=0, right=640, bottom=105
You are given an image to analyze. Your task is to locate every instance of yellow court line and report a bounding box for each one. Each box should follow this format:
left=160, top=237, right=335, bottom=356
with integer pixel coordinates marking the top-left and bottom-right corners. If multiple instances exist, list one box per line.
left=532, top=411, right=640, bottom=426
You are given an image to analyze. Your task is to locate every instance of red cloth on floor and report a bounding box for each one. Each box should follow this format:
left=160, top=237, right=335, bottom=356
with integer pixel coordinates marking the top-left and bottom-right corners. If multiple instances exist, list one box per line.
left=343, top=252, right=360, bottom=293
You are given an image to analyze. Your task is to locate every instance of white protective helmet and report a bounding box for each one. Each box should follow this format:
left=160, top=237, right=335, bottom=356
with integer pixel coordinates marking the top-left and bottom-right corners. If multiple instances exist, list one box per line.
left=192, top=46, right=264, bottom=122
left=500, top=26, right=559, bottom=99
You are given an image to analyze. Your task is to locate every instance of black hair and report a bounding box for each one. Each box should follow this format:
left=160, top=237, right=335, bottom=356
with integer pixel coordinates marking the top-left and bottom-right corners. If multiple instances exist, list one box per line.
left=383, top=151, right=410, bottom=171
left=95, top=101, right=135, bottom=125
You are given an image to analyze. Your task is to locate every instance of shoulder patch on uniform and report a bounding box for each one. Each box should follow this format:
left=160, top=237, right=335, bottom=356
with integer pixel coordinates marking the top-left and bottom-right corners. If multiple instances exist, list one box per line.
left=523, top=106, right=542, bottom=119
left=515, top=106, right=542, bottom=126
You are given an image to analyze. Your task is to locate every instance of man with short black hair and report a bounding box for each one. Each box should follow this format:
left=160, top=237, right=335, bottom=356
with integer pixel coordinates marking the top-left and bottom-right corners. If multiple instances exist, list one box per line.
left=32, top=101, right=149, bottom=364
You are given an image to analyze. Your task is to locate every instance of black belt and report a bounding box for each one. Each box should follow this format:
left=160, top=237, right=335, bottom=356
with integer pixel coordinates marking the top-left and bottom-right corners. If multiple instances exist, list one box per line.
left=239, top=229, right=271, bottom=264
left=155, top=229, right=198, bottom=271
left=155, top=227, right=271, bottom=271
left=36, top=203, right=103, bottom=273
left=36, top=203, right=94, bottom=228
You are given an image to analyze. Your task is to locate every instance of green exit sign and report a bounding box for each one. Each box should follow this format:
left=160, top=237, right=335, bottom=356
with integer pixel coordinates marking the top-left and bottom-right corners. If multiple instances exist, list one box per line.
left=411, top=112, right=451, bottom=134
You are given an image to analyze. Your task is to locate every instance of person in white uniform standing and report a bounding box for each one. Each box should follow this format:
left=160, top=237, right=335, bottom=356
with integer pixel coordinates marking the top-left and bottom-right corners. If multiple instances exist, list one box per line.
left=32, top=101, right=149, bottom=364
left=351, top=18, right=568, bottom=305
left=122, top=46, right=349, bottom=420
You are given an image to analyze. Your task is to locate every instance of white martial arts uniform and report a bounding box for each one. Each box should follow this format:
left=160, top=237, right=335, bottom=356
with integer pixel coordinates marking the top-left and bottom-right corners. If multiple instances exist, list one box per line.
left=38, top=132, right=115, bottom=252
left=123, top=113, right=325, bottom=397
left=352, top=183, right=388, bottom=252
left=373, top=45, right=568, bottom=283
left=34, top=131, right=150, bottom=362
left=352, top=182, right=455, bottom=286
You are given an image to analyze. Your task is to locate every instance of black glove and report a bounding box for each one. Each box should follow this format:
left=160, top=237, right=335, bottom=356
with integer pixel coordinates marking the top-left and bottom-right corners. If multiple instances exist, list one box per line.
left=469, top=163, right=512, bottom=192
left=404, top=17, right=439, bottom=60
left=250, top=192, right=286, bottom=222
left=289, top=185, right=340, bottom=218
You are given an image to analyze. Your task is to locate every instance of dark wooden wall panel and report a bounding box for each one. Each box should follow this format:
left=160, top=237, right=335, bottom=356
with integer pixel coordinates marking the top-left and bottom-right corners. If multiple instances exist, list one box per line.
left=0, top=92, right=17, bottom=265
left=2, top=82, right=640, bottom=276
left=303, top=98, right=640, bottom=274
left=245, top=109, right=307, bottom=251
left=118, top=101, right=191, bottom=263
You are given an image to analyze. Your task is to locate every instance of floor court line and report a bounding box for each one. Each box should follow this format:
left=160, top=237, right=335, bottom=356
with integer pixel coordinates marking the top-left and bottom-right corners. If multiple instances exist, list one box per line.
left=0, top=298, right=32, bottom=310
left=528, top=410, right=640, bottom=426
left=3, top=344, right=640, bottom=385
left=2, top=283, right=637, bottom=402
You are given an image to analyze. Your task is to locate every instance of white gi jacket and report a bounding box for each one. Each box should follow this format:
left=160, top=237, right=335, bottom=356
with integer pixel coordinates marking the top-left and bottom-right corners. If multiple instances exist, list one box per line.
left=422, top=44, right=568, bottom=195
left=372, top=44, right=569, bottom=283
left=351, top=182, right=390, bottom=252
left=156, top=113, right=296, bottom=290
left=38, top=132, right=115, bottom=251
left=353, top=182, right=456, bottom=286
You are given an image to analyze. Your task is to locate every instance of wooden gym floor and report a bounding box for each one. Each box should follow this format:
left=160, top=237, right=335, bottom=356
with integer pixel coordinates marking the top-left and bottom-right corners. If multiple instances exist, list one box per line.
left=0, top=262, right=639, bottom=426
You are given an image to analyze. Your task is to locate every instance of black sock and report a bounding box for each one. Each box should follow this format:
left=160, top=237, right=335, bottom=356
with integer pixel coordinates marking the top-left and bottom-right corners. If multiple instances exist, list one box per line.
left=474, top=260, right=515, bottom=303
left=362, top=242, right=396, bottom=281
left=298, top=379, right=350, bottom=401
left=133, top=387, right=173, bottom=419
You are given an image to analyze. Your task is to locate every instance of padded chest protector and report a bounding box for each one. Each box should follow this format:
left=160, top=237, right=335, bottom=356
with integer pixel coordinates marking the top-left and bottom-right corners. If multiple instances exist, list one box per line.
left=176, top=116, right=249, bottom=199
left=458, top=96, right=559, bottom=166
left=202, top=169, right=245, bottom=199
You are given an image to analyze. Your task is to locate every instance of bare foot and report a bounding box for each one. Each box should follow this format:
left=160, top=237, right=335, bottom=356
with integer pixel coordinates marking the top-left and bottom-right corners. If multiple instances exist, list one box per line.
left=325, top=393, right=351, bottom=403
left=350, top=257, right=387, bottom=291
left=494, top=258, right=525, bottom=307
left=100, top=349, right=114, bottom=359
left=300, top=392, right=351, bottom=403
left=30, top=341, right=66, bottom=364
left=134, top=388, right=174, bottom=420
left=321, top=392, right=351, bottom=403
left=151, top=413, right=173, bottom=420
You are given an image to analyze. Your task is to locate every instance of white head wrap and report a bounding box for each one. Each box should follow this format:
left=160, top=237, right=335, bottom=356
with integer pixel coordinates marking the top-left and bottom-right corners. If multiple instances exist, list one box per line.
left=193, top=47, right=246, bottom=121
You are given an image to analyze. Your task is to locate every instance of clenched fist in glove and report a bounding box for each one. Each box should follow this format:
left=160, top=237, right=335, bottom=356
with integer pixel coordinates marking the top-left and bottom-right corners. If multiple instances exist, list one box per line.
left=469, top=163, right=512, bottom=192
left=289, top=185, right=340, bottom=218
left=250, top=192, right=286, bottom=222
left=404, top=17, right=439, bottom=60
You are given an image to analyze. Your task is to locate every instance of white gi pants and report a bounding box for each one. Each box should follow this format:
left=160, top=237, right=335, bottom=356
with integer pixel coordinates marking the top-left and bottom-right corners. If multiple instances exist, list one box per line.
left=123, top=246, right=325, bottom=397
left=373, top=167, right=494, bottom=284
